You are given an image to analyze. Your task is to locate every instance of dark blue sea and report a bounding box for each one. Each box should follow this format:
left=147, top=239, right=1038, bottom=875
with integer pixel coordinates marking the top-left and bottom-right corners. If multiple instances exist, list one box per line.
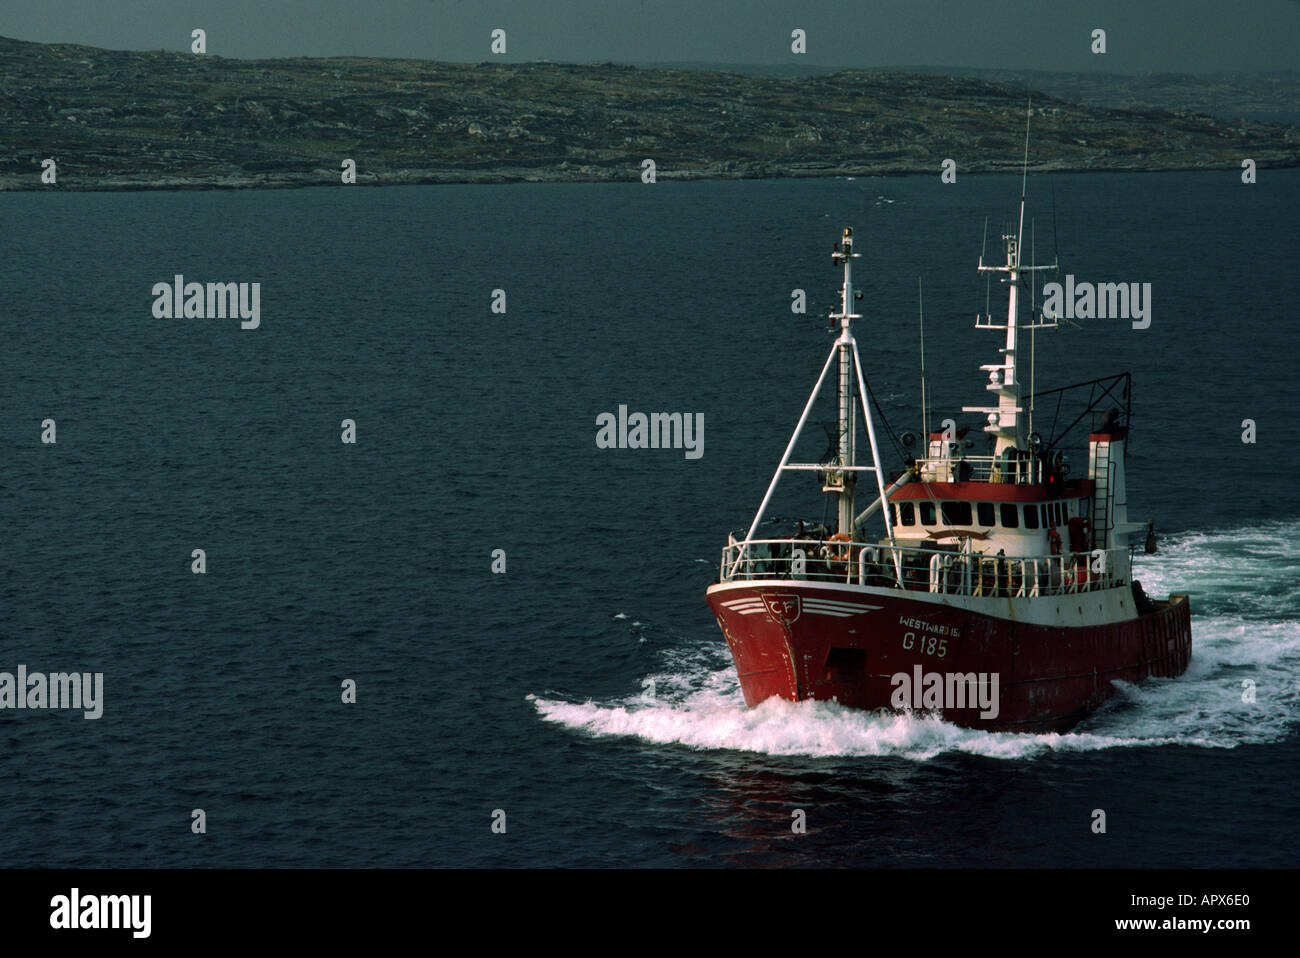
left=2, top=172, right=1297, bottom=867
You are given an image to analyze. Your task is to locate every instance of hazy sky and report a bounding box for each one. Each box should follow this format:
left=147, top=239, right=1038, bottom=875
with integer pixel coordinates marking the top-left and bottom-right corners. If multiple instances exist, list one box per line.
left=1, top=0, right=1297, bottom=72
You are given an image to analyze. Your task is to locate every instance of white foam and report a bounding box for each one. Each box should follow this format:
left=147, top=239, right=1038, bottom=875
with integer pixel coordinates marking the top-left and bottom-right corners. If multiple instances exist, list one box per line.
left=533, top=523, right=1300, bottom=760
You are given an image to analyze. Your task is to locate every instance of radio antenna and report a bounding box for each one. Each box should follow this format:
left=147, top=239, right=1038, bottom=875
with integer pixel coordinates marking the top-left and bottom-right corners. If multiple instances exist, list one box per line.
left=919, top=277, right=928, bottom=439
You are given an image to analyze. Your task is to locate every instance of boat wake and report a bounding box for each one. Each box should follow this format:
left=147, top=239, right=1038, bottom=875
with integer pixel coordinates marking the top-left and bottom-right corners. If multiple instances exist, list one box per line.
left=530, top=522, right=1300, bottom=760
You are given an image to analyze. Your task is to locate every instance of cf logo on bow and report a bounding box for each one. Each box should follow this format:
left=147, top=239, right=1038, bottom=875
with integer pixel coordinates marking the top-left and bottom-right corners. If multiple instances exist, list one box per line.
left=760, top=593, right=801, bottom=626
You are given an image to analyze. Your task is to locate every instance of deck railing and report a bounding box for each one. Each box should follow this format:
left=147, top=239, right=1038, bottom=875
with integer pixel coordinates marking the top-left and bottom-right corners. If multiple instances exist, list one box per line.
left=914, top=454, right=1039, bottom=485
left=720, top=537, right=1128, bottom=598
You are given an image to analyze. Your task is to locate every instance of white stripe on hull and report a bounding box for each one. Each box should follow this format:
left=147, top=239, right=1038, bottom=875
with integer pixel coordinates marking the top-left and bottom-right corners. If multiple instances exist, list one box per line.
left=719, top=595, right=882, bottom=618
left=707, top=579, right=1139, bottom=628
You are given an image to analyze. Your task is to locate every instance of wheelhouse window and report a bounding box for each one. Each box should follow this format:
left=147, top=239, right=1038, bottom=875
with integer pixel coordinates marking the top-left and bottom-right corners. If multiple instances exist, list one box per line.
left=1023, top=504, right=1039, bottom=529
left=898, top=502, right=915, bottom=526
left=1000, top=503, right=1019, bottom=528
left=977, top=502, right=995, bottom=526
left=942, top=501, right=972, bottom=525
left=920, top=501, right=937, bottom=525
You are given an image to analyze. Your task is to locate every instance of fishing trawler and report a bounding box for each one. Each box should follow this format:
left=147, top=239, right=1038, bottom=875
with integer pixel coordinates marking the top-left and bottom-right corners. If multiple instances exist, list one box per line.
left=704, top=193, right=1191, bottom=733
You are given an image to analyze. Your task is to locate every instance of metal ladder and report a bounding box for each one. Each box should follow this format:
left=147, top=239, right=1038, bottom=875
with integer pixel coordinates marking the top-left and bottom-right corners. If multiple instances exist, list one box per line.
left=1091, top=442, right=1112, bottom=551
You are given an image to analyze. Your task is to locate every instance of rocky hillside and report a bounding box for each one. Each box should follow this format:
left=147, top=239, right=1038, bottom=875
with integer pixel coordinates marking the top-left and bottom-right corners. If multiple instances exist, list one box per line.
left=2, top=35, right=1296, bottom=190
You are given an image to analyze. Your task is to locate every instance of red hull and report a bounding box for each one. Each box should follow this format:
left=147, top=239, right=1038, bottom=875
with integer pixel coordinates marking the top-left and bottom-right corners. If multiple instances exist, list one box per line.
left=706, top=583, right=1191, bottom=732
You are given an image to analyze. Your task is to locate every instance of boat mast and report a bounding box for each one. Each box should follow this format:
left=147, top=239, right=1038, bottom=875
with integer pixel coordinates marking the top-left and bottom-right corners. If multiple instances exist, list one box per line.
left=966, top=103, right=1056, bottom=466
left=733, top=226, right=900, bottom=582
left=830, top=229, right=859, bottom=534
left=830, top=228, right=897, bottom=565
